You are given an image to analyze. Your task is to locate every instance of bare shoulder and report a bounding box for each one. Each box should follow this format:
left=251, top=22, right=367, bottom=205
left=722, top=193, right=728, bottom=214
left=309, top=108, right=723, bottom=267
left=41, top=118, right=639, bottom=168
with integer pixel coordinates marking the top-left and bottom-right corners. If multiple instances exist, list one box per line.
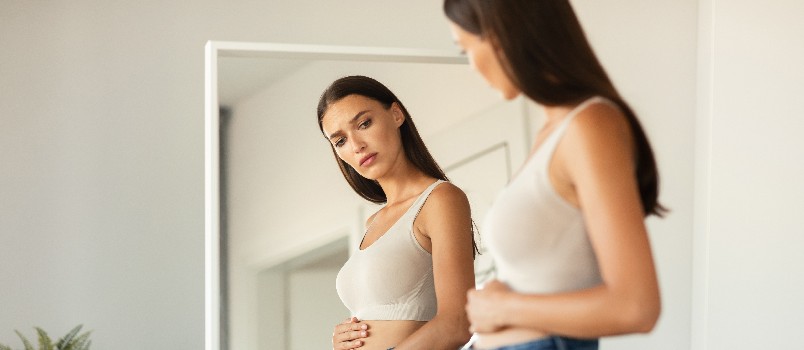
left=569, top=101, right=631, bottom=139
left=557, top=100, right=640, bottom=190
left=428, top=181, right=469, bottom=205
left=424, top=182, right=470, bottom=215
left=563, top=100, right=635, bottom=158
left=417, top=182, right=471, bottom=234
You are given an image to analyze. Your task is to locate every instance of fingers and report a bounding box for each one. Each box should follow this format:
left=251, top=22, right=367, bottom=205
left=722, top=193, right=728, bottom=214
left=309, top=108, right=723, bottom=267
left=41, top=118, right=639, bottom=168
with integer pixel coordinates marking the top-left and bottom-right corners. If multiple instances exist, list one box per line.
left=335, top=321, right=368, bottom=333
left=332, top=317, right=369, bottom=350
left=336, top=317, right=360, bottom=329
left=335, top=339, right=363, bottom=349
left=334, top=328, right=368, bottom=342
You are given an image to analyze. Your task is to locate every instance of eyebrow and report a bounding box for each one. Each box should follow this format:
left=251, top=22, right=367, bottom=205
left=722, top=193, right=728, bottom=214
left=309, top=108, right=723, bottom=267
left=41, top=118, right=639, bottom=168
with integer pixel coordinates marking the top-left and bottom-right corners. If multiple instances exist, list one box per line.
left=326, top=110, right=370, bottom=140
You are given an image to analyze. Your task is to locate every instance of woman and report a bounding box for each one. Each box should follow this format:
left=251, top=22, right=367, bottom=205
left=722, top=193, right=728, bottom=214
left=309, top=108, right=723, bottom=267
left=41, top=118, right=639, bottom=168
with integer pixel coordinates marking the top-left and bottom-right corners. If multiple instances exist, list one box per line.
left=318, top=75, right=476, bottom=350
left=444, top=1, right=664, bottom=349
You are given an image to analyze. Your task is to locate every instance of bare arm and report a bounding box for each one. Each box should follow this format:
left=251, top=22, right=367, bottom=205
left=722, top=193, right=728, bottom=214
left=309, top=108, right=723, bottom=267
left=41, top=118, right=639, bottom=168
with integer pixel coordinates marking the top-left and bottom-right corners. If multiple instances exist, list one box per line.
left=395, top=183, right=475, bottom=349
left=466, top=104, right=661, bottom=337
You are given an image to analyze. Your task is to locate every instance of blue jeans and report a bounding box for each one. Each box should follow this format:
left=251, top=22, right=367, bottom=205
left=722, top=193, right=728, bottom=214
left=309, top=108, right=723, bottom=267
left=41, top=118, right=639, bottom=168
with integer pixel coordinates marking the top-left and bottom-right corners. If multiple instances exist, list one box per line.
left=469, top=336, right=598, bottom=350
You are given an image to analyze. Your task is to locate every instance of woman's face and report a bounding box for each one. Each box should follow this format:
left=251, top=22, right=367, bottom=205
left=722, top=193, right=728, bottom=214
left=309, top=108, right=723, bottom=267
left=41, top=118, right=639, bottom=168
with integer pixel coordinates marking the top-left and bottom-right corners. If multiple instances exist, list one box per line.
left=321, top=94, right=406, bottom=180
left=449, top=22, right=521, bottom=100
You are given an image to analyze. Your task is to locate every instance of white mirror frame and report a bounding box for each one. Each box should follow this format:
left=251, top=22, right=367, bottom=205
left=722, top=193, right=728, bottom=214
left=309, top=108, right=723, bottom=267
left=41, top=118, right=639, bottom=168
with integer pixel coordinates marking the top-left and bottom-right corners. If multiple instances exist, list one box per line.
left=204, top=40, right=467, bottom=350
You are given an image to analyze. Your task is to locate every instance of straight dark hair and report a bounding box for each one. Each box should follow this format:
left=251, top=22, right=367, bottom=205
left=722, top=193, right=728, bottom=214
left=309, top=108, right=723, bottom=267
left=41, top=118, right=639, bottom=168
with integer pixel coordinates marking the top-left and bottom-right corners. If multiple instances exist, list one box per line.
left=445, top=0, right=666, bottom=217
left=317, top=75, right=449, bottom=204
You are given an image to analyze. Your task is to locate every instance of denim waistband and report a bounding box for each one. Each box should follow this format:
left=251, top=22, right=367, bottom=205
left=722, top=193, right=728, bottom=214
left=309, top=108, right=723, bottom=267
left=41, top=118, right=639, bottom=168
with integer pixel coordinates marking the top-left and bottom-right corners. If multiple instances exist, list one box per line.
left=465, top=336, right=598, bottom=350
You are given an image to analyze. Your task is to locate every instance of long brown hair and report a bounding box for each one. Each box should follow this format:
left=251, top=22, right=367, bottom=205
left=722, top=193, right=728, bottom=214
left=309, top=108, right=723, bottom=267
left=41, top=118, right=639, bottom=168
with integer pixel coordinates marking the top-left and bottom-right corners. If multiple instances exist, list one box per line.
left=317, top=75, right=448, bottom=204
left=445, top=0, right=666, bottom=217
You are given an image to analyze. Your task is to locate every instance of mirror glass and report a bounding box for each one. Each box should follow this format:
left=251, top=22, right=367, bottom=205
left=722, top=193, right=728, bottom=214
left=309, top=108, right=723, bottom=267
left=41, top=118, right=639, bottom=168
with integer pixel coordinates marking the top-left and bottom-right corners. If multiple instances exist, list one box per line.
left=209, top=42, right=544, bottom=350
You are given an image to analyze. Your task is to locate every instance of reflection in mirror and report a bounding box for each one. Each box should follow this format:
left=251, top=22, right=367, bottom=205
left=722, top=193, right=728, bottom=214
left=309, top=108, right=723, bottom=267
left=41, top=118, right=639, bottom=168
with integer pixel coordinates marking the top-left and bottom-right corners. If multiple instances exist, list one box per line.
left=207, top=42, right=544, bottom=350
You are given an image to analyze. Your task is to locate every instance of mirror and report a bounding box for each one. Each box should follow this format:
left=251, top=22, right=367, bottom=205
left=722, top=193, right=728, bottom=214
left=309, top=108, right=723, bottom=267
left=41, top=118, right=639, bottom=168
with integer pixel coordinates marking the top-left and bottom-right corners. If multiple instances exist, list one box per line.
left=205, top=41, right=543, bottom=350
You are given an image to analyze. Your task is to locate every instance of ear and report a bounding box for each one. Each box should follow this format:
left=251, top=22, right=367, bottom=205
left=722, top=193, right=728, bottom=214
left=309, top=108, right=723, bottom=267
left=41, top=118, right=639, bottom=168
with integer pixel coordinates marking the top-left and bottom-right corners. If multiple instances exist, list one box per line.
left=390, top=102, right=405, bottom=127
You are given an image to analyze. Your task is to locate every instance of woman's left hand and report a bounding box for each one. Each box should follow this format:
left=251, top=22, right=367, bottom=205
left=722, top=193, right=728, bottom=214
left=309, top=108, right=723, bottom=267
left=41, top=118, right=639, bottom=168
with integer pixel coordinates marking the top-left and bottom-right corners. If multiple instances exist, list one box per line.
left=465, top=279, right=512, bottom=333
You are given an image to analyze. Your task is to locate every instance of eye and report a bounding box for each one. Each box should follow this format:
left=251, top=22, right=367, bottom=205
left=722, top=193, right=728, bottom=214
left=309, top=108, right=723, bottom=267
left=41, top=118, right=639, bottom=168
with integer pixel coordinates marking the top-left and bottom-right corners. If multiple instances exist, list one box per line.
left=358, top=119, right=372, bottom=129
left=334, top=137, right=345, bottom=148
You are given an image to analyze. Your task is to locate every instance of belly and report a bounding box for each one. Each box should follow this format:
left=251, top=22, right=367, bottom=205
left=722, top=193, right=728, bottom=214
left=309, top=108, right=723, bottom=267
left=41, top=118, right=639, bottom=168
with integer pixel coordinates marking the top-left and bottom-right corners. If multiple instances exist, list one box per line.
left=474, top=328, right=549, bottom=349
left=359, top=320, right=426, bottom=350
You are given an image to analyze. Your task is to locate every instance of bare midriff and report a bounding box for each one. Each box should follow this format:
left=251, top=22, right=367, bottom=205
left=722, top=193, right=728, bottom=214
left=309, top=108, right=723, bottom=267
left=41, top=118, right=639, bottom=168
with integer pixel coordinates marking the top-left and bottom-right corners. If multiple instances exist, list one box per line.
left=359, top=320, right=426, bottom=350
left=474, top=328, right=549, bottom=349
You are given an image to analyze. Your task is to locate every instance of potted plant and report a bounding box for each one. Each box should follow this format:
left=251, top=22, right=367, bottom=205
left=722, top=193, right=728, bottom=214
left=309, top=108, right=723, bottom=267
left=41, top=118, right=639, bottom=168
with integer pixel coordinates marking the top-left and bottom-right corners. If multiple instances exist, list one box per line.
left=0, top=325, right=90, bottom=350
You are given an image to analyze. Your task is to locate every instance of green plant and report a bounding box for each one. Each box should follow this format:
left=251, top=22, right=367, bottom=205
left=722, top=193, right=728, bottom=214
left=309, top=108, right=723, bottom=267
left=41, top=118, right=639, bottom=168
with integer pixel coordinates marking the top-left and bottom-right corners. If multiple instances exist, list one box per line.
left=0, top=325, right=91, bottom=350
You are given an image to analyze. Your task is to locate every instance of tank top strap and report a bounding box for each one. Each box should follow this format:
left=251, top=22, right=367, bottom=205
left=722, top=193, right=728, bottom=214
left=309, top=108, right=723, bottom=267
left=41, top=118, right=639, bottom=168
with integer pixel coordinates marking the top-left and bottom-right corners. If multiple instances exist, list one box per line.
left=407, top=179, right=446, bottom=221
left=538, top=96, right=609, bottom=159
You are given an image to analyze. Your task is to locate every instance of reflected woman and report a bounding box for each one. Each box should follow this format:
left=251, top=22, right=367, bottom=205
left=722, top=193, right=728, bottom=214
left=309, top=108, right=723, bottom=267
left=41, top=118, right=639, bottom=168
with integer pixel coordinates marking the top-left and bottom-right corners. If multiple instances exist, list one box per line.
left=317, top=75, right=475, bottom=350
left=444, top=1, right=664, bottom=349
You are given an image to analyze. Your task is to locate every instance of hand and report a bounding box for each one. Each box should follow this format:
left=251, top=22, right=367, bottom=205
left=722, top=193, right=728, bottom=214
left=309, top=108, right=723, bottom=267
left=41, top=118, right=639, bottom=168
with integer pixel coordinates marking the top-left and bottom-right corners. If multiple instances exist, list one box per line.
left=332, top=317, right=369, bottom=349
left=466, top=280, right=511, bottom=333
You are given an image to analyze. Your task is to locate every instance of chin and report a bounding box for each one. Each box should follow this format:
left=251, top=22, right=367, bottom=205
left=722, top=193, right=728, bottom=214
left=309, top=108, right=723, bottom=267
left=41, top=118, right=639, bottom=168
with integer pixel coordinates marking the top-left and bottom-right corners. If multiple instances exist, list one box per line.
left=355, top=168, right=380, bottom=182
left=356, top=171, right=374, bottom=181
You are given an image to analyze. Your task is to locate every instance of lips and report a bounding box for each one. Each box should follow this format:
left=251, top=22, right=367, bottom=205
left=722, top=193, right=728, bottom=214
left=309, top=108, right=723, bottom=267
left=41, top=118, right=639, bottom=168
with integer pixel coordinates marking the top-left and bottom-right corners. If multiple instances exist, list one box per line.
left=359, top=153, right=377, bottom=167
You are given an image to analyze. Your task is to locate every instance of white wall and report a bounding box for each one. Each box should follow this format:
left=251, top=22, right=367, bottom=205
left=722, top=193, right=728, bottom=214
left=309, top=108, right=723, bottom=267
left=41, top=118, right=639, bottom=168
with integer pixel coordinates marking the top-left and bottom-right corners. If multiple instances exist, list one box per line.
left=287, top=268, right=347, bottom=350
left=694, top=0, right=804, bottom=348
left=5, top=0, right=800, bottom=349
left=255, top=256, right=348, bottom=350
left=0, top=0, right=451, bottom=348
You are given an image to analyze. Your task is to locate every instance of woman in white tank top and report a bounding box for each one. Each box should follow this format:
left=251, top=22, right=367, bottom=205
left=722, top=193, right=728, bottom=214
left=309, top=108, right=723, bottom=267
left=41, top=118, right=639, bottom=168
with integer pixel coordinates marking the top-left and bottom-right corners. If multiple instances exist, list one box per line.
left=317, top=76, right=477, bottom=350
left=445, top=1, right=665, bottom=350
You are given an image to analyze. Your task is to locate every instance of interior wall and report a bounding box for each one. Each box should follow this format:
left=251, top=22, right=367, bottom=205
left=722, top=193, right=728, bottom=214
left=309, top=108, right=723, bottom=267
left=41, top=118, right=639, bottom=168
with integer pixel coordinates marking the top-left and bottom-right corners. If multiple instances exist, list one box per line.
left=11, top=0, right=799, bottom=349
left=287, top=268, right=347, bottom=350
left=255, top=254, right=348, bottom=350
left=0, top=0, right=454, bottom=348
left=256, top=269, right=284, bottom=350
left=694, top=0, right=804, bottom=348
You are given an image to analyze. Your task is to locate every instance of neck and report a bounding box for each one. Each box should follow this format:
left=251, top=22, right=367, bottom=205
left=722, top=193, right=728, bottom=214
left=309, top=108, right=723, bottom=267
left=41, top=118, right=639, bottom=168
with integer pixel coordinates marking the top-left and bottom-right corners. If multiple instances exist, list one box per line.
left=375, top=159, right=434, bottom=205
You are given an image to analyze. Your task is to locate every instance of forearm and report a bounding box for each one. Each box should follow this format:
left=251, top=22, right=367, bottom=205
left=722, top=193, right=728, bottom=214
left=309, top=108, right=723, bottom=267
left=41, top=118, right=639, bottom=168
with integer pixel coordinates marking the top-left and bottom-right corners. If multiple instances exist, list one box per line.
left=500, top=285, right=660, bottom=338
left=394, top=314, right=471, bottom=350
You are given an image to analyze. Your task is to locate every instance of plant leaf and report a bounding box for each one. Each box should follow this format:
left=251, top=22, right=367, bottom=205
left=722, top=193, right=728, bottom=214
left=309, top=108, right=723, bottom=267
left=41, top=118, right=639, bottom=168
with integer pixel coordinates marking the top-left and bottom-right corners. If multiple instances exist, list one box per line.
left=70, top=332, right=91, bottom=350
left=36, top=327, right=54, bottom=350
left=56, top=325, right=82, bottom=350
left=0, top=343, right=13, bottom=350
left=15, top=330, right=35, bottom=350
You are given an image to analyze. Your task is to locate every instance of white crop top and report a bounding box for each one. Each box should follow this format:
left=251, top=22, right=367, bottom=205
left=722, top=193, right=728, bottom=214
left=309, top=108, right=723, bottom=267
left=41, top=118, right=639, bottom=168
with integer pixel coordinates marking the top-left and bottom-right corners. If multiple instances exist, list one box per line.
left=335, top=180, right=444, bottom=321
left=483, top=97, right=610, bottom=294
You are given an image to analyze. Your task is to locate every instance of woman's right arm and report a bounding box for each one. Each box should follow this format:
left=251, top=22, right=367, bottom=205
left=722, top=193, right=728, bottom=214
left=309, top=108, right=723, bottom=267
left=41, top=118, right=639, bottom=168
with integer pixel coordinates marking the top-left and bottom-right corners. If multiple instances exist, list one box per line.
left=332, top=317, right=369, bottom=350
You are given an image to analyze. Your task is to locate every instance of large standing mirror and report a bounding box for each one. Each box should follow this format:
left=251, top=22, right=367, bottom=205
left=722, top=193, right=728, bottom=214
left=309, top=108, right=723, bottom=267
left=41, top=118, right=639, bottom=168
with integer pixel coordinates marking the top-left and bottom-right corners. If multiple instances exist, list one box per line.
left=205, top=41, right=542, bottom=350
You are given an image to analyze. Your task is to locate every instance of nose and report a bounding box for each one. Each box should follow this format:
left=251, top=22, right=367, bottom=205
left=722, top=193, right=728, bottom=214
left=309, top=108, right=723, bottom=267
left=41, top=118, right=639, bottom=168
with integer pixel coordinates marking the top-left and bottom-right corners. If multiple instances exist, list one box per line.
left=351, top=135, right=366, bottom=153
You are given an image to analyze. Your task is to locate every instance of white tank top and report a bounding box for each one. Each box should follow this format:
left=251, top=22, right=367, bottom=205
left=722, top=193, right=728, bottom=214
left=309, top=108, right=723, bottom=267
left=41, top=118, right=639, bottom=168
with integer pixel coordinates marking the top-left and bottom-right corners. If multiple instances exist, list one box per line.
left=335, top=180, right=445, bottom=321
left=483, top=97, right=611, bottom=294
